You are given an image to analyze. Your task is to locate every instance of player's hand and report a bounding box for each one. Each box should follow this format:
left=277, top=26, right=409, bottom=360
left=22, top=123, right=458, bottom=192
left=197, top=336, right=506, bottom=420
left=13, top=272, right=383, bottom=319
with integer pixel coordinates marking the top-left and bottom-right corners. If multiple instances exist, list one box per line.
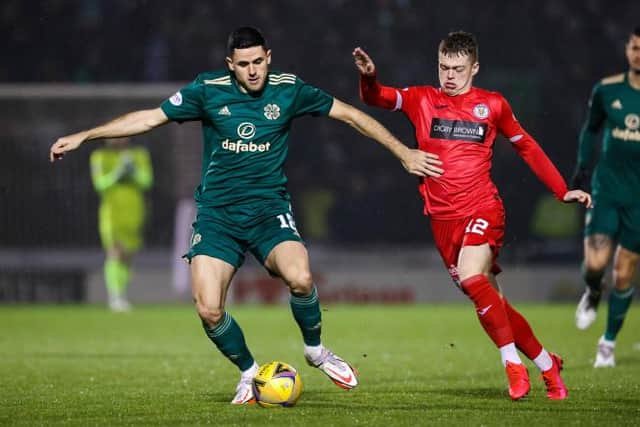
left=49, top=132, right=87, bottom=162
left=352, top=47, right=376, bottom=76
left=401, top=149, right=443, bottom=178
left=119, top=154, right=135, bottom=177
left=563, top=189, right=592, bottom=208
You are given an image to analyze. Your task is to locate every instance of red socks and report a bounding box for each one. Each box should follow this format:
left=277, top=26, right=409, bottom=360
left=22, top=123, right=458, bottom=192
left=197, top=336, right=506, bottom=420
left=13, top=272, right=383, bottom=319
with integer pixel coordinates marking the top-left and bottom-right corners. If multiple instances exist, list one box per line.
left=461, top=274, right=514, bottom=347
left=502, top=298, right=543, bottom=360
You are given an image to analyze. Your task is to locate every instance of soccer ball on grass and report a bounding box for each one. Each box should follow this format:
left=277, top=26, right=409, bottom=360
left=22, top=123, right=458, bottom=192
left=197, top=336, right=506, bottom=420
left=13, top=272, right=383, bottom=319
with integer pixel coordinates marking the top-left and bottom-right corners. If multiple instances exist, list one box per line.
left=252, top=361, right=303, bottom=407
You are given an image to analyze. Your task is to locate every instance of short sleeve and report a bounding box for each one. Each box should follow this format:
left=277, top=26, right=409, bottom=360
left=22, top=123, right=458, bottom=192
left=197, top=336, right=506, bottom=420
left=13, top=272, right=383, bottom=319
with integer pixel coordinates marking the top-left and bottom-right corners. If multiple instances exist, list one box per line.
left=293, top=80, right=334, bottom=117
left=160, top=79, right=204, bottom=122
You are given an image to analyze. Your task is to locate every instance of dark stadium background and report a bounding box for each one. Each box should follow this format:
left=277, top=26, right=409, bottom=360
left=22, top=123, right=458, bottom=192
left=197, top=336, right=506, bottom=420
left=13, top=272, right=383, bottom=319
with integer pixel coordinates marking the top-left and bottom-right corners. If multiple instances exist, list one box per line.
left=1, top=0, right=639, bottom=302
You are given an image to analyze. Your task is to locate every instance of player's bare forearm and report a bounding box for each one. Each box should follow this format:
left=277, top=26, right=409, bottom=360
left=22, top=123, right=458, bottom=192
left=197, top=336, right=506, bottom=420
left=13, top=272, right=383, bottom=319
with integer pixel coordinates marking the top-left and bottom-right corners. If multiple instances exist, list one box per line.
left=328, top=98, right=442, bottom=177
left=50, top=108, right=168, bottom=162
left=88, top=109, right=168, bottom=139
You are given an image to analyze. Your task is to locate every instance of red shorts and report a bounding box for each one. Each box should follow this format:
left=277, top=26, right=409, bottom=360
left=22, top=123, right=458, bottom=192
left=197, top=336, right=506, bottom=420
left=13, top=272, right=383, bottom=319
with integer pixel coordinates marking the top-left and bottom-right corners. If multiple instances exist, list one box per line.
left=430, top=203, right=505, bottom=286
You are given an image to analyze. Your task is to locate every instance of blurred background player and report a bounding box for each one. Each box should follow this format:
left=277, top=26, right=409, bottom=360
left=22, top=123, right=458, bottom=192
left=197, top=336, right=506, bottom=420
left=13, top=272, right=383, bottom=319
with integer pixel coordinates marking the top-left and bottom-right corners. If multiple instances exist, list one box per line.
left=90, top=137, right=153, bottom=311
left=353, top=31, right=591, bottom=400
left=50, top=27, right=436, bottom=404
left=572, top=27, right=640, bottom=367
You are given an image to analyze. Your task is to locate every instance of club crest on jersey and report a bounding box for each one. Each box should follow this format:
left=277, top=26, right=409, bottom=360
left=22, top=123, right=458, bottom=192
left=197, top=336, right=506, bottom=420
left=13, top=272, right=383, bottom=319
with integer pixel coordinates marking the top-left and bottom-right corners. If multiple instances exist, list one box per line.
left=473, top=103, right=490, bottom=119
left=237, top=122, right=256, bottom=139
left=624, top=114, right=639, bottom=130
left=264, top=104, right=280, bottom=120
left=169, top=91, right=183, bottom=106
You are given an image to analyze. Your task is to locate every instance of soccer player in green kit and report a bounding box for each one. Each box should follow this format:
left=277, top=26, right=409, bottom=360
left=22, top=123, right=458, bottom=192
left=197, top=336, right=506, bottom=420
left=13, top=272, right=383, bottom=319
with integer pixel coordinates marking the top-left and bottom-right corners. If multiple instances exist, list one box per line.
left=90, top=137, right=153, bottom=312
left=572, top=27, right=640, bottom=368
left=50, top=27, right=442, bottom=403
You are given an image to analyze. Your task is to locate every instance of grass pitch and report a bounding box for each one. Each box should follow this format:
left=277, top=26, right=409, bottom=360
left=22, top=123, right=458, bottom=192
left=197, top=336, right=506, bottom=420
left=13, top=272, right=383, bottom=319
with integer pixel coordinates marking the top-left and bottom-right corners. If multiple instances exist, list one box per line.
left=1, top=303, right=639, bottom=426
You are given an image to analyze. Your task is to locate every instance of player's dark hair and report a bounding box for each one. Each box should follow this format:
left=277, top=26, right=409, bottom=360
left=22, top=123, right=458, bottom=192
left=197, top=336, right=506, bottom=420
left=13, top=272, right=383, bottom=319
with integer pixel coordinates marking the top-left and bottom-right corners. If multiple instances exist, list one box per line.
left=227, top=27, right=268, bottom=56
left=439, top=31, right=479, bottom=63
left=631, top=27, right=640, bottom=38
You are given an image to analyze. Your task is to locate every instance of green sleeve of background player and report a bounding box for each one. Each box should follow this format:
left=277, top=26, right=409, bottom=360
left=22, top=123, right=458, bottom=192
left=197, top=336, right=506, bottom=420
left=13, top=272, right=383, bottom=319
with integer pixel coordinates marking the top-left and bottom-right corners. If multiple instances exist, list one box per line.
left=130, top=148, right=153, bottom=191
left=90, top=149, right=125, bottom=193
left=576, top=83, right=606, bottom=169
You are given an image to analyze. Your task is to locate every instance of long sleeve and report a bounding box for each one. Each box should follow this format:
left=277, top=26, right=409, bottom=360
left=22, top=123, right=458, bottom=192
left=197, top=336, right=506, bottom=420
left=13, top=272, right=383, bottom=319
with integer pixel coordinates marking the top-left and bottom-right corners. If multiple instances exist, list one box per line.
left=576, top=84, right=606, bottom=169
left=359, top=74, right=401, bottom=110
left=90, top=150, right=123, bottom=193
left=131, top=148, right=153, bottom=191
left=497, top=96, right=568, bottom=201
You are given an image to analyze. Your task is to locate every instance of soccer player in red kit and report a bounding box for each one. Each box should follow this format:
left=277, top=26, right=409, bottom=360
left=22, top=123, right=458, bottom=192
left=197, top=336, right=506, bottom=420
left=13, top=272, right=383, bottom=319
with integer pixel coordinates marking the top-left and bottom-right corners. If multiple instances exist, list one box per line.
left=353, top=31, right=592, bottom=401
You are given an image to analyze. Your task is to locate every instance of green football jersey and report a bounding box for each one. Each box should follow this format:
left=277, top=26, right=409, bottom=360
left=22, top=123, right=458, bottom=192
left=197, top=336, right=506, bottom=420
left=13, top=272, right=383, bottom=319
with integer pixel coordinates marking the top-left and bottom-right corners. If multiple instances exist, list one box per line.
left=160, top=70, right=334, bottom=208
left=577, top=73, right=640, bottom=204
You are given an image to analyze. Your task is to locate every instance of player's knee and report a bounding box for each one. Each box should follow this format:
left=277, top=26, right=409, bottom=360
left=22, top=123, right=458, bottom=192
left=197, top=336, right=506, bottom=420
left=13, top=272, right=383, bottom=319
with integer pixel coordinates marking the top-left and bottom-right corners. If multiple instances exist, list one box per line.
left=286, top=270, right=314, bottom=295
left=196, top=303, right=224, bottom=327
left=457, top=266, right=486, bottom=282
left=612, top=265, right=634, bottom=288
left=584, top=255, right=608, bottom=273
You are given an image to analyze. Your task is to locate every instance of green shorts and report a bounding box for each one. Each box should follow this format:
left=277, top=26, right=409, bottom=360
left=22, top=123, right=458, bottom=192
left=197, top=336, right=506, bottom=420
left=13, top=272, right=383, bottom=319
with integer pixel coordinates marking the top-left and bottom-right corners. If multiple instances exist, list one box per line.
left=584, top=198, right=640, bottom=253
left=184, top=199, right=304, bottom=268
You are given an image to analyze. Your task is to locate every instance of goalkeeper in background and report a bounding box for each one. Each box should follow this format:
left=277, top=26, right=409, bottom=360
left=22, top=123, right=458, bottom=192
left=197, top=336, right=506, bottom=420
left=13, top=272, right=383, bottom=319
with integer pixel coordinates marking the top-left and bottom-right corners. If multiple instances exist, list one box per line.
left=572, top=27, right=640, bottom=367
left=90, top=137, right=153, bottom=312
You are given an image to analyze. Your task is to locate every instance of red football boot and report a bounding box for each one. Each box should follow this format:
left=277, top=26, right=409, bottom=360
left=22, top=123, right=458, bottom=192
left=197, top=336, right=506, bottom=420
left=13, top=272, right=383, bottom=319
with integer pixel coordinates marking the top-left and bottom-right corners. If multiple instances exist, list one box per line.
left=505, top=361, right=530, bottom=400
left=542, top=353, right=568, bottom=400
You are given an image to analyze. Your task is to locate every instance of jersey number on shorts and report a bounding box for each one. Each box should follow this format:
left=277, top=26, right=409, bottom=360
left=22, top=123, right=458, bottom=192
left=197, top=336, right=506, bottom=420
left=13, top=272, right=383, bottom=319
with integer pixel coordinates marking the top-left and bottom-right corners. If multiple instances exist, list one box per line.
left=277, top=213, right=299, bottom=233
left=465, top=218, right=489, bottom=235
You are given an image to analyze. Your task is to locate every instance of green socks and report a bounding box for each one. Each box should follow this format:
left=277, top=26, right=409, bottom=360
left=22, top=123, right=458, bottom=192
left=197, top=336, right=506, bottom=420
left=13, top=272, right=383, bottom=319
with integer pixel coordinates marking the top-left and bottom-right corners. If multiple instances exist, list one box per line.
left=290, top=286, right=322, bottom=346
left=604, top=288, right=634, bottom=341
left=104, top=258, right=130, bottom=298
left=202, top=312, right=255, bottom=371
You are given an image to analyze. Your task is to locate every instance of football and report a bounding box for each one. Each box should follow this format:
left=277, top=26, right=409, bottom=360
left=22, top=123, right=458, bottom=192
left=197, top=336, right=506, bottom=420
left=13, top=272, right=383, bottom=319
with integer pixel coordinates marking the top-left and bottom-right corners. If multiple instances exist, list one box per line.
left=252, top=361, right=303, bottom=408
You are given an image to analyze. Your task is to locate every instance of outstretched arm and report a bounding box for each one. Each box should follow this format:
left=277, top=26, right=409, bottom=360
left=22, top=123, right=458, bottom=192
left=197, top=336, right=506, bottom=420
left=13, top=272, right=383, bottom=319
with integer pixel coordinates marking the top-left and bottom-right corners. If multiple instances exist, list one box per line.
left=50, top=108, right=169, bottom=162
left=328, top=98, right=442, bottom=178
left=353, top=47, right=400, bottom=109
left=498, top=97, right=592, bottom=208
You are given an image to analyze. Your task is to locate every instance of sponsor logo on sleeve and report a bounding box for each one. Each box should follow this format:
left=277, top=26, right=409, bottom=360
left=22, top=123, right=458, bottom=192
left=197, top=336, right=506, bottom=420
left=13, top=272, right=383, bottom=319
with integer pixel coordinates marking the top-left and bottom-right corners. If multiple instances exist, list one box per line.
left=430, top=118, right=488, bottom=143
left=169, top=91, right=183, bottom=106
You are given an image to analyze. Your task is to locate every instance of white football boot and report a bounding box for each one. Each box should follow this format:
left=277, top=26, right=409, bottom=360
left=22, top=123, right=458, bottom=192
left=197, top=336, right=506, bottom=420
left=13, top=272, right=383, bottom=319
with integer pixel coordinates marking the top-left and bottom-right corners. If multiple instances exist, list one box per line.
left=231, top=362, right=259, bottom=404
left=108, top=295, right=132, bottom=312
left=575, top=289, right=600, bottom=330
left=593, top=336, right=616, bottom=368
left=305, top=347, right=359, bottom=390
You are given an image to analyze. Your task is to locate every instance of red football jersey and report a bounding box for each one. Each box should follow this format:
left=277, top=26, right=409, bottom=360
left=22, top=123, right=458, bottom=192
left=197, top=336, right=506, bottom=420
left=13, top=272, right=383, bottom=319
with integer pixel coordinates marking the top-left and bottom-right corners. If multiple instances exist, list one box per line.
left=360, top=77, right=568, bottom=220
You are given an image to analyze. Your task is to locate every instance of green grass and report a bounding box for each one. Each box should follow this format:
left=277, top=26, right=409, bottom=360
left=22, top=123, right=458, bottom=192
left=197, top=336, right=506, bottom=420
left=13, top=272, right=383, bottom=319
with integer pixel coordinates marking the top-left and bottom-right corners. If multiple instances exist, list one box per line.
left=1, top=304, right=639, bottom=426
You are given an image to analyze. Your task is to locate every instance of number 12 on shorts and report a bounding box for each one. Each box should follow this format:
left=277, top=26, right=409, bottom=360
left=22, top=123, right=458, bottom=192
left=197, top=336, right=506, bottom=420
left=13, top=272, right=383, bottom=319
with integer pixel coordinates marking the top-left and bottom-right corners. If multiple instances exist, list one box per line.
left=465, top=218, right=489, bottom=235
